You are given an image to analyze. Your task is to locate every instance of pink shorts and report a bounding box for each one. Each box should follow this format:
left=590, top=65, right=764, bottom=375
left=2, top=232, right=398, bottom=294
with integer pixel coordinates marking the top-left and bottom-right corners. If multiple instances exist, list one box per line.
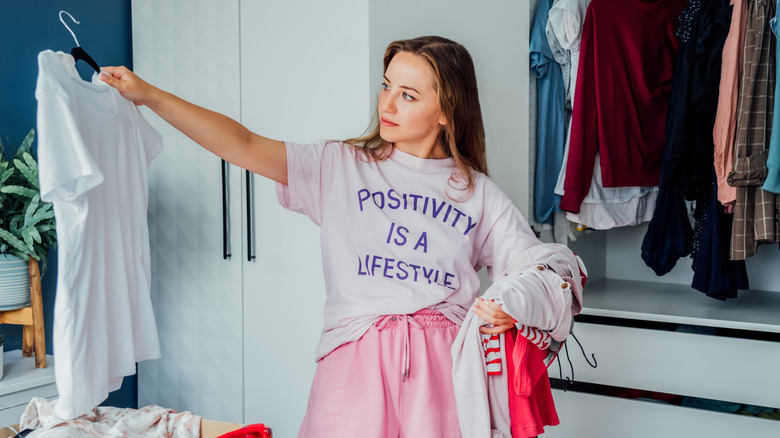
left=298, top=309, right=462, bottom=438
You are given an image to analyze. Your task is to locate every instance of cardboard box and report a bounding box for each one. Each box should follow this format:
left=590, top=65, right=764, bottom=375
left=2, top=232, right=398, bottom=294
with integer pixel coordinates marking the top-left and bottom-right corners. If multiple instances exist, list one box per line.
left=0, top=419, right=246, bottom=438
left=200, top=419, right=246, bottom=437
left=0, top=425, right=17, bottom=438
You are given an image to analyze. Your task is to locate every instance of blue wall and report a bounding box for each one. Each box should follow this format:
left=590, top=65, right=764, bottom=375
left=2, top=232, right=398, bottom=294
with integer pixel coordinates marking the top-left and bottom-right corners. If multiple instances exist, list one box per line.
left=0, top=1, right=136, bottom=409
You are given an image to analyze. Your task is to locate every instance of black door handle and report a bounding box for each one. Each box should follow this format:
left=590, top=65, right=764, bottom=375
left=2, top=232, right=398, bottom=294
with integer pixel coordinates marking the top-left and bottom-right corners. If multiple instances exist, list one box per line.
left=221, top=159, right=231, bottom=260
left=246, top=169, right=256, bottom=262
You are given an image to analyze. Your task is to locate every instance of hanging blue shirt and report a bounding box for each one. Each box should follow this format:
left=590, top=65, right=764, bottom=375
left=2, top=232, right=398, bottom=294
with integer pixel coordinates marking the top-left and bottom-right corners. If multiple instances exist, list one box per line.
left=530, top=0, right=566, bottom=224
left=761, top=0, right=780, bottom=193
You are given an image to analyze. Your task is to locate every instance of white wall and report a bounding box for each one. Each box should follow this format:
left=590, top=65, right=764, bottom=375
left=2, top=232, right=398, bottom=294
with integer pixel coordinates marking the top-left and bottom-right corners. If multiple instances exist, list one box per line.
left=369, top=0, right=531, bottom=217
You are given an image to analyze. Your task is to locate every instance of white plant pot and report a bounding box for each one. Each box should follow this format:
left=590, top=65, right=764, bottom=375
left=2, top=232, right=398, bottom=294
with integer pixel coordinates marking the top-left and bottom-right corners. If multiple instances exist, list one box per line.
left=0, top=254, right=31, bottom=310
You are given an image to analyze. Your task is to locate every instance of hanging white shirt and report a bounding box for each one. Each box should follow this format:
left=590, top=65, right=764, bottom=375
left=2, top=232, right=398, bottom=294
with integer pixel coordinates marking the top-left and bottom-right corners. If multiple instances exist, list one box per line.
left=546, top=0, right=591, bottom=110
left=35, top=50, right=162, bottom=420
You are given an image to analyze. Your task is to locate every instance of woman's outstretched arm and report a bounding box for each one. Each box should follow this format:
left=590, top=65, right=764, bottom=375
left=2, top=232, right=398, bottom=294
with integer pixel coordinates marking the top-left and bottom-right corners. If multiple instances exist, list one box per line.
left=100, top=66, right=287, bottom=184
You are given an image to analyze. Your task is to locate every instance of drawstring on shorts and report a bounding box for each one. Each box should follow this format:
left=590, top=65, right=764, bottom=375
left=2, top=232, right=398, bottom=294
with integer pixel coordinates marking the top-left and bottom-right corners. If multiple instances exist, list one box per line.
left=374, top=310, right=452, bottom=381
left=375, top=313, right=422, bottom=381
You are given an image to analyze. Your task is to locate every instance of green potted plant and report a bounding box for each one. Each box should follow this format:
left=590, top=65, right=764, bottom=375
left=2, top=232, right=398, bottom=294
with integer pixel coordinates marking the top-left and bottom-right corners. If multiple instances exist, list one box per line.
left=0, top=129, right=57, bottom=310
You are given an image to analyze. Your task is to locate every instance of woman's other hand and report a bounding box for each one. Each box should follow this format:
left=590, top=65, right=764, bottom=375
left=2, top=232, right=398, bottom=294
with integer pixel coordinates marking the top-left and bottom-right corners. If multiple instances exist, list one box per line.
left=99, top=66, right=157, bottom=106
left=472, top=297, right=516, bottom=334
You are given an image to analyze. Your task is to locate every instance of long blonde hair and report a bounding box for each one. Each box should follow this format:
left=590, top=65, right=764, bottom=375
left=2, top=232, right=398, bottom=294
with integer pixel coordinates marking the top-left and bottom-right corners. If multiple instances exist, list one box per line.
left=344, top=36, right=487, bottom=197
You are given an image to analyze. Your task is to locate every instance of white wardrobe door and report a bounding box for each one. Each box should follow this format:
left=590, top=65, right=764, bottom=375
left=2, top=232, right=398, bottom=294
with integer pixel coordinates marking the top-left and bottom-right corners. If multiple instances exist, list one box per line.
left=239, top=1, right=369, bottom=436
left=132, top=0, right=245, bottom=422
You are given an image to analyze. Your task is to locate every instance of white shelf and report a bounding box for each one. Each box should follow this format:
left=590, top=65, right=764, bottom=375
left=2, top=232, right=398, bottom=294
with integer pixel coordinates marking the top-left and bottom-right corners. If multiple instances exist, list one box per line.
left=0, top=350, right=55, bottom=397
left=581, top=279, right=780, bottom=333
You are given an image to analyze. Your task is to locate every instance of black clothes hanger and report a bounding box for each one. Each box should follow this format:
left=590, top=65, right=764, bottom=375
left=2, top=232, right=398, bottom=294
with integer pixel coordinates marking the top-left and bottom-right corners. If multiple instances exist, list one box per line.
left=71, top=46, right=100, bottom=74
left=59, top=11, right=101, bottom=74
left=553, top=331, right=598, bottom=392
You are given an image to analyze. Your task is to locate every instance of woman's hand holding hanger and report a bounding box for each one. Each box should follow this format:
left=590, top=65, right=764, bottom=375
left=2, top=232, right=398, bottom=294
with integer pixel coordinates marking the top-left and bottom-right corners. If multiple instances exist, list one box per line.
left=100, top=67, right=288, bottom=184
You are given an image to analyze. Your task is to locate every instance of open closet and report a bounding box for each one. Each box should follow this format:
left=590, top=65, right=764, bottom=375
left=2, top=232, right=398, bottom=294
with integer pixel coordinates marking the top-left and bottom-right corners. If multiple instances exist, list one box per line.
left=131, top=0, right=779, bottom=436
left=530, top=0, right=780, bottom=436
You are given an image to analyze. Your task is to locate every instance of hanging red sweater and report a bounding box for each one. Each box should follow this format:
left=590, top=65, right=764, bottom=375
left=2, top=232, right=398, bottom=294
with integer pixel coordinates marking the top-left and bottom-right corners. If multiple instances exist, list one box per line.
left=560, top=0, right=686, bottom=213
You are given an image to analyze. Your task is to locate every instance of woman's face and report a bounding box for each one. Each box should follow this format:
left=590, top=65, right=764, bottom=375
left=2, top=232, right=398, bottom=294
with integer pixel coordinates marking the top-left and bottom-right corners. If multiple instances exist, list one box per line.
left=378, top=51, right=447, bottom=158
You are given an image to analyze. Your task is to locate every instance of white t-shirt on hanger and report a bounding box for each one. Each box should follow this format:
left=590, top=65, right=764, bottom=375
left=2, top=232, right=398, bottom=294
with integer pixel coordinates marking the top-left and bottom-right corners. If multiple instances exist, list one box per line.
left=35, top=50, right=162, bottom=420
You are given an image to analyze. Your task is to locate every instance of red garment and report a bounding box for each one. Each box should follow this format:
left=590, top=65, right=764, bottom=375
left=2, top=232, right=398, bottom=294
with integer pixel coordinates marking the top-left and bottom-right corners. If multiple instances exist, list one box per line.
left=506, top=328, right=559, bottom=438
left=217, top=424, right=272, bottom=438
left=560, top=0, right=686, bottom=213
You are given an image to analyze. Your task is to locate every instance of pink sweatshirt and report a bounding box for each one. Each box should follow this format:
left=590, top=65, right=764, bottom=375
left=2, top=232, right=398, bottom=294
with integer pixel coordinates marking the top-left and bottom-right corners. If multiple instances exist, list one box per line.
left=277, top=141, right=555, bottom=361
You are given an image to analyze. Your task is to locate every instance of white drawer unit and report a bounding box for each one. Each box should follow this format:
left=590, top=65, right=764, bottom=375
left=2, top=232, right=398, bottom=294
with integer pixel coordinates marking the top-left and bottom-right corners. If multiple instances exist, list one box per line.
left=0, top=350, right=56, bottom=426
left=566, top=321, right=780, bottom=409
left=543, top=277, right=780, bottom=437
left=546, top=389, right=780, bottom=438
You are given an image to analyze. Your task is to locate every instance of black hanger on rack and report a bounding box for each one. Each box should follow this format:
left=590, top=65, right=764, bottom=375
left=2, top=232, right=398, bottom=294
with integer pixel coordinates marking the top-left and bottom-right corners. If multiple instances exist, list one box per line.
left=59, top=10, right=100, bottom=74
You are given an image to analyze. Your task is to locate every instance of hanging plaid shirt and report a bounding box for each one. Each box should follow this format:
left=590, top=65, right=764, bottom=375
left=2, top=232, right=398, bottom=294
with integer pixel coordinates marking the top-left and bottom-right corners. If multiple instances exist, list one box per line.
left=728, top=0, right=779, bottom=260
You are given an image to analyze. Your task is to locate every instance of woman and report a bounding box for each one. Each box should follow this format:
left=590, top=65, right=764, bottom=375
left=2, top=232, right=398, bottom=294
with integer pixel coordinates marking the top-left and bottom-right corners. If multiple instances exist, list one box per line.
left=101, top=35, right=570, bottom=437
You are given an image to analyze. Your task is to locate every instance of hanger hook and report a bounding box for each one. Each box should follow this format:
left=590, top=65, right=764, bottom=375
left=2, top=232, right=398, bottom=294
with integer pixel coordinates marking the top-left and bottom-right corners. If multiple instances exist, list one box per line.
left=59, top=10, right=81, bottom=47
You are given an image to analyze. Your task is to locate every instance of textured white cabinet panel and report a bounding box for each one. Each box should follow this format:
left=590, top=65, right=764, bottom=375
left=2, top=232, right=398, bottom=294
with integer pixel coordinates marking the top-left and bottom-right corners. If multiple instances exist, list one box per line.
left=567, top=322, right=780, bottom=409
left=547, top=389, right=780, bottom=438
left=132, top=0, right=244, bottom=423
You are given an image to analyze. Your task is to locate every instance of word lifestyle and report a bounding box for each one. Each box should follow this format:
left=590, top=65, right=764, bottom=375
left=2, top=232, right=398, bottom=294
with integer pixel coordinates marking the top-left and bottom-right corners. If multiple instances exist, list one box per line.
left=357, top=188, right=478, bottom=236
left=357, top=253, right=457, bottom=290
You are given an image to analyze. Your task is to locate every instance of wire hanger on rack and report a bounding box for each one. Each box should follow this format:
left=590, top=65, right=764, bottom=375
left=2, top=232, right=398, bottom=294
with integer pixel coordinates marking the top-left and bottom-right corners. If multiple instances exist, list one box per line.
left=59, top=10, right=100, bottom=74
